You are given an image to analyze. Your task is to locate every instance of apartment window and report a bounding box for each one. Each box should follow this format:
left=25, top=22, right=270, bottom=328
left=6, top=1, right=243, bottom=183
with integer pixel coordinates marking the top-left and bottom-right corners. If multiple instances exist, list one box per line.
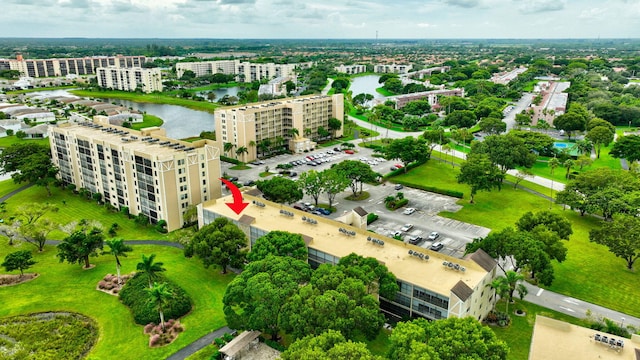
left=179, top=176, right=187, bottom=183
left=177, top=159, right=185, bottom=166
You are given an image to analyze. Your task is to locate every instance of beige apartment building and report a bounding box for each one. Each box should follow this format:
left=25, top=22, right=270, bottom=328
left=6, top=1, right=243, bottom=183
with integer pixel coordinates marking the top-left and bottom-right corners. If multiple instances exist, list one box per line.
left=334, top=64, right=367, bottom=74
left=96, top=67, right=163, bottom=93
left=386, top=88, right=465, bottom=109
left=214, top=94, right=344, bottom=162
left=176, top=60, right=313, bottom=83
left=4, top=53, right=146, bottom=78
left=49, top=116, right=221, bottom=231
left=374, top=63, right=413, bottom=74
left=198, top=190, right=498, bottom=322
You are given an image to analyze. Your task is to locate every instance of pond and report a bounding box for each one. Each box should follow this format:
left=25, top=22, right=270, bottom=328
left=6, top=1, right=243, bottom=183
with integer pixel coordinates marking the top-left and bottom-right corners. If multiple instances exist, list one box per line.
left=349, top=75, right=384, bottom=99
left=196, top=86, right=243, bottom=100
left=26, top=90, right=214, bottom=139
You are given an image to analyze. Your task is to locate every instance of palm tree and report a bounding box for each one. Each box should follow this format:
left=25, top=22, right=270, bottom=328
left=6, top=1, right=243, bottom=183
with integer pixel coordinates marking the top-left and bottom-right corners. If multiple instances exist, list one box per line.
left=104, top=238, right=133, bottom=285
left=235, top=146, right=248, bottom=162
left=574, top=139, right=593, bottom=156
left=274, top=136, right=285, bottom=153
left=487, top=277, right=509, bottom=310
left=304, top=127, right=312, bottom=138
left=223, top=142, right=235, bottom=158
left=503, top=271, right=528, bottom=314
left=147, top=282, right=173, bottom=330
left=563, top=159, right=575, bottom=179
left=289, top=128, right=299, bottom=139
left=136, top=254, right=166, bottom=289
left=248, top=140, right=256, bottom=160
left=548, top=157, right=560, bottom=175
left=442, top=144, right=453, bottom=168
left=258, top=139, right=271, bottom=158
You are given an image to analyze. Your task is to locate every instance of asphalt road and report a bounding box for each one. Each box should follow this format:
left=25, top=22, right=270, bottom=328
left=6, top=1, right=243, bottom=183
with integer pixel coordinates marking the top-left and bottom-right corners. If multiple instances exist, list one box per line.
left=503, top=92, right=534, bottom=131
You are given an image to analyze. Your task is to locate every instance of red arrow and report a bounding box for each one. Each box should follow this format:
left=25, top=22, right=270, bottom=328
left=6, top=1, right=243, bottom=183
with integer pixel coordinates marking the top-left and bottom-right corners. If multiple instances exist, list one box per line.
left=220, top=178, right=249, bottom=215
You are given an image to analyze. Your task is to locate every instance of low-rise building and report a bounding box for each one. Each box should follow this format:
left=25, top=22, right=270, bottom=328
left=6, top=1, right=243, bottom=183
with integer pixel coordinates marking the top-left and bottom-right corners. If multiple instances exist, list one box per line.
left=374, top=64, right=413, bottom=74
left=96, top=67, right=162, bottom=93
left=198, top=190, right=498, bottom=322
left=49, top=116, right=221, bottom=231
left=385, top=88, right=465, bottom=109
left=529, top=316, right=640, bottom=360
left=334, top=64, right=367, bottom=74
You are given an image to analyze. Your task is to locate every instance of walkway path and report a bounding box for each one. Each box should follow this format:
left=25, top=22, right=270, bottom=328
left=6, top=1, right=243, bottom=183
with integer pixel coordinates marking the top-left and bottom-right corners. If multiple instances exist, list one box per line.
left=166, top=326, right=232, bottom=360
left=0, top=183, right=34, bottom=203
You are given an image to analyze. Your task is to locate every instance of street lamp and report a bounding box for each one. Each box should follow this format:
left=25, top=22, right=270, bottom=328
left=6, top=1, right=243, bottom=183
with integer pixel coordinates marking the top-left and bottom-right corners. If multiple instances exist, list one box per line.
left=621, top=317, right=625, bottom=327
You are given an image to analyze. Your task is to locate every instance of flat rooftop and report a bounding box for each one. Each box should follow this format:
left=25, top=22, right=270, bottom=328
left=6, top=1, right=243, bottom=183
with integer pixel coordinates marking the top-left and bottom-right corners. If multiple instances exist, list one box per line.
left=53, top=122, right=212, bottom=159
left=529, top=316, right=640, bottom=360
left=201, top=192, right=491, bottom=296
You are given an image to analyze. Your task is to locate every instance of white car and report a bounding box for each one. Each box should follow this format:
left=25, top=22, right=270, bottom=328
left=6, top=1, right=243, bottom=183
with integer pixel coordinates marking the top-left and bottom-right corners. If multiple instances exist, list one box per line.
left=428, top=232, right=440, bottom=240
left=327, top=150, right=335, bottom=155
left=359, top=157, right=368, bottom=162
left=403, top=208, right=416, bottom=215
left=400, top=224, right=413, bottom=232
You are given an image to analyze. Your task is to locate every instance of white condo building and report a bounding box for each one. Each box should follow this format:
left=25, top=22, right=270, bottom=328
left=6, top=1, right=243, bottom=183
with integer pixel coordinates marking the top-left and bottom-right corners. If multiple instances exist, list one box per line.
left=96, top=67, right=163, bottom=93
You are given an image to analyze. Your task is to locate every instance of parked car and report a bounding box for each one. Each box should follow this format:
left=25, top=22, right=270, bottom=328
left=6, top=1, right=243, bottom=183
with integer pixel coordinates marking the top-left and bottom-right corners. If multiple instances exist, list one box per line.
left=428, top=231, right=440, bottom=240
left=311, top=210, right=324, bottom=216
left=327, top=150, right=335, bottom=155
left=394, top=164, right=403, bottom=169
left=390, top=166, right=399, bottom=172
left=243, top=180, right=256, bottom=186
left=430, top=242, right=444, bottom=251
left=408, top=236, right=423, bottom=245
left=392, top=230, right=403, bottom=238
left=403, top=208, right=416, bottom=215
left=400, top=224, right=414, bottom=232
left=360, top=157, right=368, bottom=162
left=394, top=184, right=403, bottom=190
left=334, top=147, right=341, bottom=152
left=316, top=208, right=331, bottom=215
left=293, top=203, right=305, bottom=211
left=289, top=172, right=298, bottom=177
left=345, top=149, right=355, bottom=154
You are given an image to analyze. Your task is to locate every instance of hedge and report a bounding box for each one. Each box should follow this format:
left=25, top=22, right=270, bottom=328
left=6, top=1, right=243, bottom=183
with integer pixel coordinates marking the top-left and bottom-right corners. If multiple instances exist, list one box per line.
left=119, top=273, right=193, bottom=325
left=367, top=213, right=379, bottom=224
left=383, top=160, right=426, bottom=179
left=392, top=181, right=464, bottom=199
left=220, top=155, right=241, bottom=165
left=386, top=198, right=409, bottom=210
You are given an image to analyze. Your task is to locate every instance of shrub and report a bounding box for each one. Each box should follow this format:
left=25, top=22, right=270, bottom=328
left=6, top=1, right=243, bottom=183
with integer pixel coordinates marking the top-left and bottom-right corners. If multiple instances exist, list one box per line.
left=223, top=332, right=235, bottom=342
left=366, top=213, right=379, bottom=224
left=391, top=181, right=464, bottom=199
left=210, top=350, right=221, bottom=360
left=220, top=155, right=241, bottom=165
left=263, top=338, right=286, bottom=352
left=119, top=273, right=193, bottom=325
left=386, top=198, right=409, bottom=210
left=214, top=337, right=227, bottom=347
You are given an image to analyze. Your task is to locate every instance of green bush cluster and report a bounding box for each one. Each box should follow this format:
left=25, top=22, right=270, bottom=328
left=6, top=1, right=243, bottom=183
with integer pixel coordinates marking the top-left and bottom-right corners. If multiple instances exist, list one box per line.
left=119, top=273, right=193, bottom=325
left=386, top=198, right=409, bottom=210
left=393, top=181, right=464, bottom=198
left=366, top=213, right=379, bottom=224
left=0, top=312, right=98, bottom=359
left=383, top=160, right=425, bottom=178
left=220, top=155, right=241, bottom=165
left=263, top=337, right=286, bottom=351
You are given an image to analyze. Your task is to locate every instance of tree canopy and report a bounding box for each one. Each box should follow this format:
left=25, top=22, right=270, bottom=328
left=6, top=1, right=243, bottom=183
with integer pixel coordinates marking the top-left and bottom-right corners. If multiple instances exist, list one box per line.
left=610, top=135, right=640, bottom=163
left=332, top=160, right=379, bottom=197
left=385, top=137, right=430, bottom=173
left=2, top=250, right=36, bottom=277
left=281, top=330, right=382, bottom=360
left=247, top=231, right=308, bottom=262
left=590, top=215, right=640, bottom=270
left=457, top=153, right=504, bottom=203
left=223, top=255, right=312, bottom=340
left=256, top=177, right=303, bottom=204
left=0, top=143, right=58, bottom=196
left=388, top=317, right=508, bottom=360
left=184, top=217, right=247, bottom=274
left=56, top=226, right=104, bottom=269
left=471, top=134, right=536, bottom=174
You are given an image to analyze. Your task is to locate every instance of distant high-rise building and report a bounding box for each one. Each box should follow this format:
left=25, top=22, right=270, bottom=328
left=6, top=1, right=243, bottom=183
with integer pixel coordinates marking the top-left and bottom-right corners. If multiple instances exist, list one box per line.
left=96, top=67, right=162, bottom=93
left=49, top=117, right=221, bottom=231
left=176, top=60, right=313, bottom=83
left=5, top=54, right=146, bottom=78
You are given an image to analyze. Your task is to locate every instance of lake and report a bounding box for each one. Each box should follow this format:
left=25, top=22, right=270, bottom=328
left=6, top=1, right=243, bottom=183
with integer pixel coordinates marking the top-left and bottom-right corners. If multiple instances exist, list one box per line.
left=349, top=75, right=384, bottom=99
left=27, top=90, right=215, bottom=139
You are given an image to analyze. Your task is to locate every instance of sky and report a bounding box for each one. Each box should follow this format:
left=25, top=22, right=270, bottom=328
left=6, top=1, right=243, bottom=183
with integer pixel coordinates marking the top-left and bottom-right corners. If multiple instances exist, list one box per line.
left=2, top=0, right=640, bottom=39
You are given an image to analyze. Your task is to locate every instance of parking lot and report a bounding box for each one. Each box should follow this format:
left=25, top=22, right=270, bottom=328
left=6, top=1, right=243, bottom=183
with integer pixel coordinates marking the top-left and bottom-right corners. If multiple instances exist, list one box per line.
left=221, top=144, right=491, bottom=259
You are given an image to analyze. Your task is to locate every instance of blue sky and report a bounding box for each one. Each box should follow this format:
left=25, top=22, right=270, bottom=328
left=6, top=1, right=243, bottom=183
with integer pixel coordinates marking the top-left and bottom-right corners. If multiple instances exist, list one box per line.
left=2, top=0, right=639, bottom=38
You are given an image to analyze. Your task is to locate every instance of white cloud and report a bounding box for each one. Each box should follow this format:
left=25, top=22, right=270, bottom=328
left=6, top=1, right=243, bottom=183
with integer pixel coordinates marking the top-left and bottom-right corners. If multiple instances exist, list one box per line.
left=417, top=23, right=436, bottom=28
left=518, top=0, right=565, bottom=14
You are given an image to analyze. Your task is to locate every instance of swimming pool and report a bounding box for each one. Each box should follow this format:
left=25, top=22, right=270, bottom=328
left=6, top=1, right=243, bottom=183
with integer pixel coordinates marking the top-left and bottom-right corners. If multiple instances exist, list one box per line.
left=554, top=142, right=569, bottom=149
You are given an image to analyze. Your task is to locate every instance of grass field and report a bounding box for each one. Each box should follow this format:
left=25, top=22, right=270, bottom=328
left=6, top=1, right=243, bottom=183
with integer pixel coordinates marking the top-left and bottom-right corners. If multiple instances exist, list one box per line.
left=131, top=114, right=164, bottom=130
left=70, top=89, right=219, bottom=114
left=2, top=185, right=167, bottom=241
left=394, top=159, right=640, bottom=318
left=0, top=136, right=50, bottom=149
left=0, top=242, right=234, bottom=360
left=0, top=179, right=26, bottom=198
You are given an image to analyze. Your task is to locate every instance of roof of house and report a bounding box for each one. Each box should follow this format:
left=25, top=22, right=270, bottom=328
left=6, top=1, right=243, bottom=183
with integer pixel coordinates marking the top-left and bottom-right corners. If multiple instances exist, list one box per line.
left=353, top=206, right=368, bottom=217
left=465, top=249, right=497, bottom=272
left=450, top=280, right=474, bottom=301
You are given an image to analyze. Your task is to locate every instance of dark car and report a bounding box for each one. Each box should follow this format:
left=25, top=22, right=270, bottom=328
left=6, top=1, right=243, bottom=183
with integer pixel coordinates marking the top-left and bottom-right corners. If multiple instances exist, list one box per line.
left=317, top=208, right=331, bottom=215
left=243, top=180, right=256, bottom=186
left=311, top=209, right=324, bottom=216
left=408, top=236, right=422, bottom=245
left=334, top=147, right=341, bottom=152
left=394, top=184, right=403, bottom=190
left=289, top=172, right=298, bottom=177
left=293, top=203, right=305, bottom=211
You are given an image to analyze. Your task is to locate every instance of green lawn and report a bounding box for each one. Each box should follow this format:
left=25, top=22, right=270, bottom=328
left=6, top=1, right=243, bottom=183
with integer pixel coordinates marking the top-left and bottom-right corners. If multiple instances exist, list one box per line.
left=394, top=160, right=640, bottom=317
left=2, top=185, right=167, bottom=241
left=0, top=179, right=25, bottom=198
left=492, top=300, right=591, bottom=360
left=70, top=89, right=219, bottom=114
left=131, top=114, right=164, bottom=130
left=0, top=136, right=50, bottom=149
left=0, top=242, right=234, bottom=360
left=375, top=87, right=394, bottom=97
